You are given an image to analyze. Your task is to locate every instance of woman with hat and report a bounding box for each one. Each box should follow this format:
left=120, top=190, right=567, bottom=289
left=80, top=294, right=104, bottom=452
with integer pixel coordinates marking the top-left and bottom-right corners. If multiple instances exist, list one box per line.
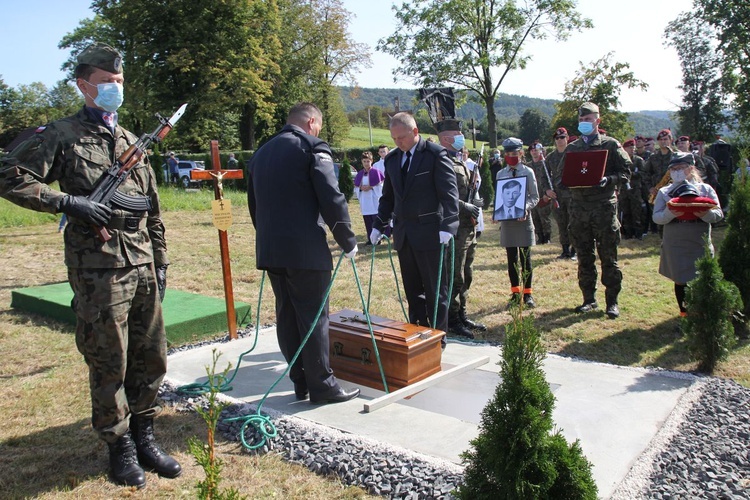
left=494, top=137, right=539, bottom=308
left=653, top=152, right=723, bottom=317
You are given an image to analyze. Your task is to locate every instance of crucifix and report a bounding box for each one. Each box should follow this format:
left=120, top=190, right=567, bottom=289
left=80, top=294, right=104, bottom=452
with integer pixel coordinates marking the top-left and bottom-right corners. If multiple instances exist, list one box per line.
left=190, top=140, right=244, bottom=339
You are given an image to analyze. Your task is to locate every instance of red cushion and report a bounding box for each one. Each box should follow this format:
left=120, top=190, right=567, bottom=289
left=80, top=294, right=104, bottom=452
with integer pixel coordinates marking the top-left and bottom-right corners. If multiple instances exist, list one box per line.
left=667, top=195, right=717, bottom=220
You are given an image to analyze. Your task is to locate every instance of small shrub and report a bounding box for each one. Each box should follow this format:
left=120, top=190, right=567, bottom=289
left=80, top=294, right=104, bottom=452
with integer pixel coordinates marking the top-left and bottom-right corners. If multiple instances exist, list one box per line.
left=685, top=243, right=743, bottom=373
left=339, top=156, right=354, bottom=202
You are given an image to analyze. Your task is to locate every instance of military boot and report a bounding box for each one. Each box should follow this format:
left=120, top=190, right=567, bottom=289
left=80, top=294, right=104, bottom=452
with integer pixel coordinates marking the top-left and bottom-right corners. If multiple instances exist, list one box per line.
left=605, top=289, right=620, bottom=319
left=108, top=432, right=146, bottom=488
left=130, top=416, right=182, bottom=478
left=448, top=314, right=475, bottom=339
left=459, top=307, right=486, bottom=331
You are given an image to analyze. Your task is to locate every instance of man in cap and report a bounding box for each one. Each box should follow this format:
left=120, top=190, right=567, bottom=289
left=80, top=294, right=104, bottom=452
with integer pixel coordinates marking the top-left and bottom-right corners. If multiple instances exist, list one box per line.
left=0, top=42, right=180, bottom=488
left=561, top=102, right=632, bottom=318
left=529, top=141, right=553, bottom=245
left=643, top=129, right=677, bottom=234
left=167, top=151, right=179, bottom=184
left=435, top=119, right=483, bottom=338
left=675, top=135, right=707, bottom=179
left=620, top=139, right=647, bottom=239
left=371, top=113, right=459, bottom=344
left=544, top=127, right=576, bottom=259
left=635, top=135, right=651, bottom=160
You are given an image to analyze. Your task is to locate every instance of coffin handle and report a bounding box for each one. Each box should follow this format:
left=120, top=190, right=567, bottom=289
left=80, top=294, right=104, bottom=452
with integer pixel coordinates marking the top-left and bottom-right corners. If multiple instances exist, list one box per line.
left=333, top=342, right=372, bottom=365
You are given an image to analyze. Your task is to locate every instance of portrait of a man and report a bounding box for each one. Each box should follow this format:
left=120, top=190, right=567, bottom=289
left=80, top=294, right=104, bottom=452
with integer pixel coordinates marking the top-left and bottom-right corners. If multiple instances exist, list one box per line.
left=493, top=177, right=527, bottom=221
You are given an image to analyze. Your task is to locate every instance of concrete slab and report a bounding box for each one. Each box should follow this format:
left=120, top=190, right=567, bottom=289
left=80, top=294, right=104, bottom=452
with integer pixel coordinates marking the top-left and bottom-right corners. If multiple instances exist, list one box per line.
left=166, top=326, right=694, bottom=499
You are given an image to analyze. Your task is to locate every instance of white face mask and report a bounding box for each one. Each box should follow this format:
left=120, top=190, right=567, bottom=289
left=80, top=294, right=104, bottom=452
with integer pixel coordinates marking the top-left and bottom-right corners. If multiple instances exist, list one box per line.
left=670, top=169, right=687, bottom=183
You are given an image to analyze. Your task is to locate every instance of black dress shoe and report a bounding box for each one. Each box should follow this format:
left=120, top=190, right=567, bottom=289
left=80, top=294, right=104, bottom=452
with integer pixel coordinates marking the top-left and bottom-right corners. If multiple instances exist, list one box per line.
left=606, top=304, right=620, bottom=319
left=310, top=387, right=360, bottom=404
left=574, top=301, right=598, bottom=313
left=294, top=383, right=309, bottom=400
left=523, top=294, right=536, bottom=308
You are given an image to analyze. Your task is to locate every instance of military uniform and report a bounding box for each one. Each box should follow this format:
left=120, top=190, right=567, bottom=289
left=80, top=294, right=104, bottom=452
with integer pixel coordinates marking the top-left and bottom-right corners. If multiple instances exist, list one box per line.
left=562, top=103, right=631, bottom=316
left=530, top=158, right=553, bottom=243
left=620, top=153, right=647, bottom=239
left=545, top=144, right=575, bottom=258
left=0, top=42, right=178, bottom=488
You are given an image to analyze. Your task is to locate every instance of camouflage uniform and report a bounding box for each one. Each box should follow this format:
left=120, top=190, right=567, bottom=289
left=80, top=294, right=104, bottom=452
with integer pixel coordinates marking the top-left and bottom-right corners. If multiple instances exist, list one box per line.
left=642, top=148, right=675, bottom=233
left=449, top=154, right=477, bottom=318
left=0, top=107, right=168, bottom=443
left=545, top=148, right=574, bottom=248
left=563, top=132, right=632, bottom=308
left=530, top=158, right=553, bottom=243
left=620, top=154, right=647, bottom=238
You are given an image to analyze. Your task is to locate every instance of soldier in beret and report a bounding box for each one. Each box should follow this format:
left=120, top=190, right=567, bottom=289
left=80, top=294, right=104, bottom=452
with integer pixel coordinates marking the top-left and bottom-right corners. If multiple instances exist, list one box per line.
left=675, top=135, right=707, bottom=181
left=0, top=42, right=179, bottom=488
left=621, top=139, right=648, bottom=239
left=652, top=152, right=723, bottom=317
left=544, top=127, right=576, bottom=260
left=561, top=102, right=632, bottom=319
left=643, top=128, right=677, bottom=234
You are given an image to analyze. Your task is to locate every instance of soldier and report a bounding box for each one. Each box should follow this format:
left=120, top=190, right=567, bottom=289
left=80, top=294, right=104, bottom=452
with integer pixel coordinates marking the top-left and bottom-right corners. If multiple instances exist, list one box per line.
left=675, top=135, right=707, bottom=180
left=643, top=129, right=676, bottom=234
left=620, top=139, right=647, bottom=240
left=529, top=141, right=553, bottom=244
left=692, top=140, right=720, bottom=191
left=0, top=43, right=180, bottom=488
left=544, top=127, right=576, bottom=260
left=635, top=135, right=652, bottom=161
left=436, top=121, right=483, bottom=338
left=562, top=102, right=632, bottom=319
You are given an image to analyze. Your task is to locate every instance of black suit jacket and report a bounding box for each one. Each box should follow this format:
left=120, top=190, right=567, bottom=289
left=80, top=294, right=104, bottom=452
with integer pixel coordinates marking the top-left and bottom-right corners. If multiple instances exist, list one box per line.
left=247, top=124, right=356, bottom=271
left=374, top=137, right=459, bottom=251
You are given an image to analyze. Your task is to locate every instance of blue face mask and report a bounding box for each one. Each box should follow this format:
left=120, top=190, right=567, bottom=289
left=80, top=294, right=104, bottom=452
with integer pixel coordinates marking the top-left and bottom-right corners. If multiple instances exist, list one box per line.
left=577, top=121, right=595, bottom=136
left=452, top=134, right=465, bottom=151
left=85, top=81, right=124, bottom=112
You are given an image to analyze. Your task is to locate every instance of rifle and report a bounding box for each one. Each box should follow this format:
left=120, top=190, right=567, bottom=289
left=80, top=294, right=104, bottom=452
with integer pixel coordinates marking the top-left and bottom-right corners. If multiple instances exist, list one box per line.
left=89, top=103, right=188, bottom=242
left=535, top=145, right=559, bottom=209
left=466, top=144, right=484, bottom=225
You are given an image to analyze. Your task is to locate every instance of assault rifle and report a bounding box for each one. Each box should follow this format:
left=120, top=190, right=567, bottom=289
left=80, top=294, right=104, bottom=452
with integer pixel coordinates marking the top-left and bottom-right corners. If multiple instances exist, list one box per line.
left=466, top=144, right=484, bottom=225
left=89, top=103, right=187, bottom=242
left=535, top=144, right=559, bottom=209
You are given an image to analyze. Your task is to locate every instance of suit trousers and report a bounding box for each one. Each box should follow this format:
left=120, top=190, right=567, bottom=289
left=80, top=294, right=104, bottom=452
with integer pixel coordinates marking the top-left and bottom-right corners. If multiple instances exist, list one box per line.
left=397, top=236, right=450, bottom=333
left=266, top=268, right=338, bottom=395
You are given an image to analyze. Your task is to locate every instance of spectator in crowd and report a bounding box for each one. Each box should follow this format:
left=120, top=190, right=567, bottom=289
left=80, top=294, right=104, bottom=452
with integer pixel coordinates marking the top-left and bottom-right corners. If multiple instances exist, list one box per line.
left=354, top=151, right=385, bottom=246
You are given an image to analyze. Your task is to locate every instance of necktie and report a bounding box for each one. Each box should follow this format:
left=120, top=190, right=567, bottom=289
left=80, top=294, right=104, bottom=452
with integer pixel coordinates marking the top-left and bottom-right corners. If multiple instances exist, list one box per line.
left=402, top=151, right=412, bottom=181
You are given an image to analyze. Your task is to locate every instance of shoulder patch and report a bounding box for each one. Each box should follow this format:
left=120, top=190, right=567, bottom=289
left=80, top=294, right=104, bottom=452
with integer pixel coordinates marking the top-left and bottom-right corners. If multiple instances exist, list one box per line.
left=35, top=126, right=47, bottom=133
left=315, top=152, right=333, bottom=165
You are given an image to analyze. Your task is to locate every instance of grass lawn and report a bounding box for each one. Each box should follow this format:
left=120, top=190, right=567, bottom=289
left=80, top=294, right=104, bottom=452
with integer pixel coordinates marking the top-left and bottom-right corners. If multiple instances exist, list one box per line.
left=1, top=186, right=748, bottom=497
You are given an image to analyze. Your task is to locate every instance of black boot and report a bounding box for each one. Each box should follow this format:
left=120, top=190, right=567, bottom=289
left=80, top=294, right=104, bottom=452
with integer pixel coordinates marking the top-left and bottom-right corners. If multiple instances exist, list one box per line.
left=459, top=307, right=486, bottom=331
left=131, top=416, right=182, bottom=478
left=448, top=314, right=475, bottom=339
left=558, top=244, right=570, bottom=259
left=108, top=432, right=146, bottom=488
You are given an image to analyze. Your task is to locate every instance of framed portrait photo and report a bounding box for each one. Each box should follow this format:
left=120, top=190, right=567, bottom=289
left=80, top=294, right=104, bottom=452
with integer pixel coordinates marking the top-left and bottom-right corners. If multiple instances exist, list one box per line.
left=493, top=177, right=527, bottom=221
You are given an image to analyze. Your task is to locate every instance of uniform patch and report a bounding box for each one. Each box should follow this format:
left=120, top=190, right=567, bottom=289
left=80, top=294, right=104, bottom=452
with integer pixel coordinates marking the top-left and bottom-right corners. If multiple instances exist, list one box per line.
left=315, top=152, right=333, bottom=165
left=35, top=126, right=46, bottom=133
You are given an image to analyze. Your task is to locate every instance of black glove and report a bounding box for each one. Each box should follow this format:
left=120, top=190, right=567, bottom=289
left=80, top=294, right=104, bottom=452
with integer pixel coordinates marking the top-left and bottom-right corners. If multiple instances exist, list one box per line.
left=464, top=203, right=481, bottom=219
left=156, top=265, right=167, bottom=302
left=599, top=177, right=609, bottom=188
left=58, top=195, right=112, bottom=226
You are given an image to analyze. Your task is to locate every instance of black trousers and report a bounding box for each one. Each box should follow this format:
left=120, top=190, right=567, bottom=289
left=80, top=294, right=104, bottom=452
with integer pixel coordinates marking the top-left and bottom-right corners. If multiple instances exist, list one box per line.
left=266, top=268, right=338, bottom=395
left=397, top=236, right=450, bottom=333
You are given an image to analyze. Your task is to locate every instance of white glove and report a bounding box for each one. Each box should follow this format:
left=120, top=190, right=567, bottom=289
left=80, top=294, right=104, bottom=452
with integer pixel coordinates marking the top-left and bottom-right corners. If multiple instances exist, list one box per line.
left=439, top=231, right=452, bottom=245
left=344, top=245, right=358, bottom=259
left=369, top=229, right=382, bottom=245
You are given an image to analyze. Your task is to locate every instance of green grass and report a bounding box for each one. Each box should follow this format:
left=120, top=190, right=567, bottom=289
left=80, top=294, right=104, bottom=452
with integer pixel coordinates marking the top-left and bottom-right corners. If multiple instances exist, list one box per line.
left=0, top=197, right=59, bottom=229
left=158, top=186, right=248, bottom=212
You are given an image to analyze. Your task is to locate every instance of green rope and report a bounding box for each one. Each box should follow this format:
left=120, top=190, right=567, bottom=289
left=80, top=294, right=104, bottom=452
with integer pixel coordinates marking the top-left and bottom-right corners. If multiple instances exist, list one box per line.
left=431, top=238, right=455, bottom=330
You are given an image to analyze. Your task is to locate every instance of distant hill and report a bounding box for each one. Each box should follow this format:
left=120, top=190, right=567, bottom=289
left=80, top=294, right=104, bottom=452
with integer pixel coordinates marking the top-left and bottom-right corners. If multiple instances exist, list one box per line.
left=339, top=86, right=678, bottom=138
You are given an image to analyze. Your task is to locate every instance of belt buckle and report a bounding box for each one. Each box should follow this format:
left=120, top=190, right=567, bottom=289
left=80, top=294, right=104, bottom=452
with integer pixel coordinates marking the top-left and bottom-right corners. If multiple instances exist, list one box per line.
left=124, top=217, right=140, bottom=231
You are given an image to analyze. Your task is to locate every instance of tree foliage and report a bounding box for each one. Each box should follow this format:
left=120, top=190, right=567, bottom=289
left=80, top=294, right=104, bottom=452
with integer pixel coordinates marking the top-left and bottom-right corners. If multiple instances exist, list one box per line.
left=518, top=108, right=550, bottom=146
left=719, top=171, right=750, bottom=320
left=378, top=0, right=591, bottom=148
left=663, top=12, right=727, bottom=141
left=693, top=0, right=750, bottom=136
left=551, top=52, right=648, bottom=142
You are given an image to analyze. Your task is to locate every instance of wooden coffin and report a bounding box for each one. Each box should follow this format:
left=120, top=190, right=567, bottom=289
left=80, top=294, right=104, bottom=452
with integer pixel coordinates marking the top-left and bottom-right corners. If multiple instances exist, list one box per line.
left=328, top=309, right=445, bottom=391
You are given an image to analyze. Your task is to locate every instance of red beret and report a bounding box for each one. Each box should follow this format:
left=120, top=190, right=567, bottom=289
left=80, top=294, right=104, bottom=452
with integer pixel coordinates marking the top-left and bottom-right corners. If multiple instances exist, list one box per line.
left=553, top=127, right=568, bottom=138
left=635, top=135, right=645, bottom=142
left=677, top=135, right=690, bottom=142
left=657, top=129, right=672, bottom=140
left=567, top=135, right=578, bottom=143
left=598, top=128, right=607, bottom=135
left=623, top=139, right=636, bottom=148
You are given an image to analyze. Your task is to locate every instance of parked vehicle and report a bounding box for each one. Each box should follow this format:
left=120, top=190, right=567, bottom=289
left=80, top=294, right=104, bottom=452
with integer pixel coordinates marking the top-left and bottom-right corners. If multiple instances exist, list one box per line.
left=161, top=160, right=206, bottom=188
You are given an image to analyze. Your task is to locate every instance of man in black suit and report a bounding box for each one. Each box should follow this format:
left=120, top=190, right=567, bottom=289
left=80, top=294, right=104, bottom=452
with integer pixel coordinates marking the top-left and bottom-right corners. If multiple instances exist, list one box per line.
left=370, top=113, right=459, bottom=341
left=494, top=180, right=525, bottom=220
left=247, top=102, right=360, bottom=404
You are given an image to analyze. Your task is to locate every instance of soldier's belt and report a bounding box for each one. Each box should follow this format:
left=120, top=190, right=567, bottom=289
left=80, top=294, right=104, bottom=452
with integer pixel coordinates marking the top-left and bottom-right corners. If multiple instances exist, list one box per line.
left=107, top=217, right=147, bottom=232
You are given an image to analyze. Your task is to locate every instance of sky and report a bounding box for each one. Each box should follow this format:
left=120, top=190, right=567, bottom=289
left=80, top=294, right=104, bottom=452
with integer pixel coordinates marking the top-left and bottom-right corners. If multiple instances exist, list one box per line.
left=1, top=0, right=689, bottom=113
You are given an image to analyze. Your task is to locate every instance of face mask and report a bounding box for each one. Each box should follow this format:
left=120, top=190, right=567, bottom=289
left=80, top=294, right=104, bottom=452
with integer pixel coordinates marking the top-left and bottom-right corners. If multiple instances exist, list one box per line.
left=493, top=153, right=501, bottom=160
left=451, top=134, right=465, bottom=151
left=670, top=169, right=687, bottom=183
left=505, top=155, right=519, bottom=167
left=577, top=121, right=595, bottom=135
left=85, top=81, right=124, bottom=112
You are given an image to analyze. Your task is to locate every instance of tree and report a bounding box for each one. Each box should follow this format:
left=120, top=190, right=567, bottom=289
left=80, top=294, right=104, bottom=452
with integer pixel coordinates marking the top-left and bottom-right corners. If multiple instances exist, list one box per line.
left=378, top=0, right=591, bottom=148
left=693, top=0, right=750, bottom=136
left=663, top=12, right=726, bottom=141
left=551, top=52, right=648, bottom=142
left=518, top=108, right=550, bottom=146
left=719, top=171, right=750, bottom=325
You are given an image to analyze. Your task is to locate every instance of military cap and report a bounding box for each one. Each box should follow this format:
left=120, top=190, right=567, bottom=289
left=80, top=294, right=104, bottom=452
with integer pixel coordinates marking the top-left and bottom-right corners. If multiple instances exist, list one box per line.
left=502, top=137, right=524, bottom=152
left=622, top=139, right=636, bottom=148
left=598, top=128, right=607, bottom=135
left=670, top=182, right=700, bottom=198
left=77, top=42, right=123, bottom=74
left=578, top=102, right=600, bottom=116
left=657, top=129, right=672, bottom=140
left=635, top=135, right=645, bottom=141
left=553, top=127, right=568, bottom=138
left=669, top=152, right=695, bottom=168
left=677, top=135, right=690, bottom=142
left=434, top=118, right=462, bottom=133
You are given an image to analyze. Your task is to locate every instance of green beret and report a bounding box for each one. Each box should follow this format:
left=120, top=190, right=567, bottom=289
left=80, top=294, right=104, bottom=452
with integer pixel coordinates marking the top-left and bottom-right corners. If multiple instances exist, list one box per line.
left=77, top=42, right=123, bottom=74
left=579, top=102, right=600, bottom=116
left=434, top=118, right=462, bottom=133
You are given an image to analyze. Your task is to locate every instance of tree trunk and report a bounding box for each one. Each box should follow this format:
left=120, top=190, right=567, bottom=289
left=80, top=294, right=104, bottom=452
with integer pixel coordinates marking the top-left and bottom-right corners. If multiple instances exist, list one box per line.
left=240, top=102, right=256, bottom=150
left=485, top=96, right=498, bottom=148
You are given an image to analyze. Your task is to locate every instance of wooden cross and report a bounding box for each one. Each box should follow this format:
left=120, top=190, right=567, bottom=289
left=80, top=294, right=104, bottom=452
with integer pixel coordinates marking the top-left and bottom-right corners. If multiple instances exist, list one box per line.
left=191, top=140, right=244, bottom=339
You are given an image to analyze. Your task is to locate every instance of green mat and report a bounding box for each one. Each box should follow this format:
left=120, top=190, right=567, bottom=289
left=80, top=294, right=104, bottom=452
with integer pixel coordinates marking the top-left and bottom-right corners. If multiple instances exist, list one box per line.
left=10, top=282, right=252, bottom=345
